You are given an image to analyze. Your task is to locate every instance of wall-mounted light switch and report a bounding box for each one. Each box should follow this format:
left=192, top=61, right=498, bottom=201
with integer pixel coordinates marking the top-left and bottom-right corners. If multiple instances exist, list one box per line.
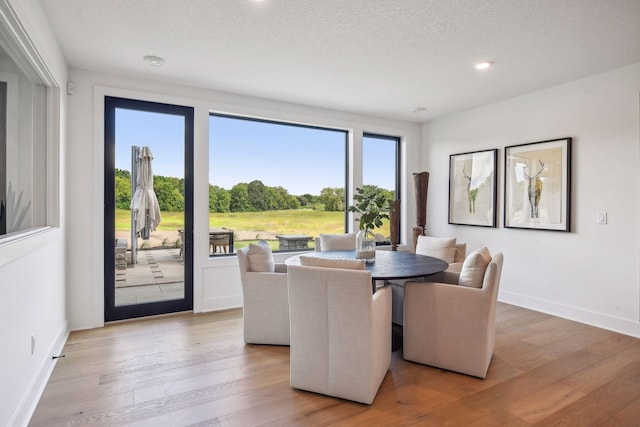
left=597, top=212, right=608, bottom=224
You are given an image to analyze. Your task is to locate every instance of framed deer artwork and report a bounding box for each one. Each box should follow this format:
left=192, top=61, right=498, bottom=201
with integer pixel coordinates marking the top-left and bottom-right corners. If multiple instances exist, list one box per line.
left=448, top=149, right=498, bottom=227
left=504, top=138, right=571, bottom=231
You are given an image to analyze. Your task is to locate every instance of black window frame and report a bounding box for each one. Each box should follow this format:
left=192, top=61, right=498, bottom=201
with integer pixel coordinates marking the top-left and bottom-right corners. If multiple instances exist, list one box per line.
left=363, top=132, right=402, bottom=246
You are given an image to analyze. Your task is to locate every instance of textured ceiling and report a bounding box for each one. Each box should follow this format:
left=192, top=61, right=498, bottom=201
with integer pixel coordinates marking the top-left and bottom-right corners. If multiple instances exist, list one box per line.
left=39, top=0, right=640, bottom=122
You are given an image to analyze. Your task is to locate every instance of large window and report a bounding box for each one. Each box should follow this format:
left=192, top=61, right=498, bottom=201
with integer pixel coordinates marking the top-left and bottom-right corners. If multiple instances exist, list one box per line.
left=363, top=133, right=401, bottom=243
left=209, top=114, right=347, bottom=254
left=0, top=46, right=48, bottom=238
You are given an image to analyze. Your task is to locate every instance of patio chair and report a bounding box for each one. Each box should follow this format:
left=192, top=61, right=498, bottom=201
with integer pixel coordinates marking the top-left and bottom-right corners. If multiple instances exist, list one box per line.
left=210, top=233, right=230, bottom=254
left=177, top=229, right=185, bottom=257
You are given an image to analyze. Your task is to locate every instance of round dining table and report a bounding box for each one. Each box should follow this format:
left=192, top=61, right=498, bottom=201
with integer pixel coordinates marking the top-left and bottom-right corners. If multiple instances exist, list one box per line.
left=284, top=250, right=448, bottom=282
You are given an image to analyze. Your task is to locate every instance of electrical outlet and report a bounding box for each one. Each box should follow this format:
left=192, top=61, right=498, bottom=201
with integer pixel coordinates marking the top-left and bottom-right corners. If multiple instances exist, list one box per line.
left=597, top=212, right=608, bottom=224
left=31, top=334, right=36, bottom=355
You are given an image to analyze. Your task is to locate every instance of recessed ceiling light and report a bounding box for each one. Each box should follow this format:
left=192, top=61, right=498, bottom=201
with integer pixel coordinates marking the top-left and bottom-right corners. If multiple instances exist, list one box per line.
left=475, top=61, right=492, bottom=70
left=143, top=55, right=165, bottom=67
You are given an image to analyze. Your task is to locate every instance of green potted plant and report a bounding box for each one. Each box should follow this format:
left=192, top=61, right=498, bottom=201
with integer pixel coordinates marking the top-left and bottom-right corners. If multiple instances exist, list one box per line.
left=348, top=186, right=391, bottom=262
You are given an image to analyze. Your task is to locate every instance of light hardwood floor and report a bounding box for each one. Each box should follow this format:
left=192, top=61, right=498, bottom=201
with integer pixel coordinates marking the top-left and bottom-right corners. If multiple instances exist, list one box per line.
left=30, top=303, right=640, bottom=426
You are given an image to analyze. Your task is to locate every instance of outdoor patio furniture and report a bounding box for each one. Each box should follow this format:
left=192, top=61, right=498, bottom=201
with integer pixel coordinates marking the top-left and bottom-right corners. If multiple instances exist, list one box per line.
left=177, top=229, right=185, bottom=257
left=210, top=234, right=229, bottom=254
left=210, top=228, right=234, bottom=254
left=276, top=234, right=313, bottom=251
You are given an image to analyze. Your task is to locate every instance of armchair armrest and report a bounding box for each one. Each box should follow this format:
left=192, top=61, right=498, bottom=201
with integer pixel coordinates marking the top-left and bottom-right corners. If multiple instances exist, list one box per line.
left=241, top=271, right=289, bottom=345
left=242, top=271, right=288, bottom=288
left=426, top=270, right=460, bottom=285
left=404, top=280, right=493, bottom=330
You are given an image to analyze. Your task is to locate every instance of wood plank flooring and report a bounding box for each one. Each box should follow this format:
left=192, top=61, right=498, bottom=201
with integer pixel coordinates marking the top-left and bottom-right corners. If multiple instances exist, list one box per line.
left=30, top=303, right=640, bottom=426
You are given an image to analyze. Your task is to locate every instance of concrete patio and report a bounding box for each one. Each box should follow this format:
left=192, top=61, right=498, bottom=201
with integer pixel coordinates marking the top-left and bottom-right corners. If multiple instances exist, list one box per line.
left=115, top=248, right=184, bottom=306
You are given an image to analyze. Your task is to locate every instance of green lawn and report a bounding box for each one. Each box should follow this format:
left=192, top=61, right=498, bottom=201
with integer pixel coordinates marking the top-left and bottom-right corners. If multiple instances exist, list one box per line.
left=116, top=208, right=390, bottom=252
left=116, top=208, right=348, bottom=236
left=116, top=210, right=186, bottom=231
left=208, top=209, right=347, bottom=237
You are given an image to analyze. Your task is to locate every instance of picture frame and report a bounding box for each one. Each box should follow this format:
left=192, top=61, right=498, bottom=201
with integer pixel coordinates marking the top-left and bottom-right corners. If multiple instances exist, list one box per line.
left=448, top=149, right=498, bottom=227
left=504, top=138, right=571, bottom=231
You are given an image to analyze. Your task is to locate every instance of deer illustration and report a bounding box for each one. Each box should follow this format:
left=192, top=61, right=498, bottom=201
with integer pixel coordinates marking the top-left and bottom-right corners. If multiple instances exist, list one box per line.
left=462, top=166, right=478, bottom=214
left=523, top=160, right=545, bottom=218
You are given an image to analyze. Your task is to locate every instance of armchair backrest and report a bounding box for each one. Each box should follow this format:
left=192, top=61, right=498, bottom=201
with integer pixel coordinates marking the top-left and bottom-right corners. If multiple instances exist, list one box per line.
left=315, top=232, right=357, bottom=252
left=482, top=252, right=503, bottom=295
left=287, top=262, right=391, bottom=403
left=288, top=264, right=374, bottom=337
left=236, top=246, right=251, bottom=278
left=454, top=242, right=467, bottom=263
left=414, top=235, right=464, bottom=264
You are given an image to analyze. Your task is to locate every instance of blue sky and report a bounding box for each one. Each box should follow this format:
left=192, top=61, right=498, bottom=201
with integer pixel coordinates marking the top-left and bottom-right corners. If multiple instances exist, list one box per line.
left=209, top=115, right=345, bottom=195
left=115, top=109, right=185, bottom=179
left=116, top=109, right=396, bottom=196
left=362, top=134, right=397, bottom=193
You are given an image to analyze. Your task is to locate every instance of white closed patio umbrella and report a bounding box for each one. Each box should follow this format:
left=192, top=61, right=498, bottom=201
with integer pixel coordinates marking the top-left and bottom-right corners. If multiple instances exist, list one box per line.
left=130, top=146, right=161, bottom=263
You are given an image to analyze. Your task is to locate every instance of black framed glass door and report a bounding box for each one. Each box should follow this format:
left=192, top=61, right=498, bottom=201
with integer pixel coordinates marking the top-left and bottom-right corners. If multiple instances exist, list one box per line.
left=104, top=96, right=193, bottom=321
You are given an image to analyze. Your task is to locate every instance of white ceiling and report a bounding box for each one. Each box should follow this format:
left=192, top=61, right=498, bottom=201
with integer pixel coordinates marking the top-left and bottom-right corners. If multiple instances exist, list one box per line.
left=39, top=0, right=640, bottom=122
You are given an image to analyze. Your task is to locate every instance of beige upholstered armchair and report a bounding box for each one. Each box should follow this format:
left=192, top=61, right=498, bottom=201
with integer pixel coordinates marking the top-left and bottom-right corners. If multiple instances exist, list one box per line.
left=391, top=237, right=466, bottom=326
left=403, top=251, right=503, bottom=378
left=287, top=257, right=391, bottom=404
left=314, top=232, right=356, bottom=252
left=415, top=235, right=466, bottom=274
left=237, top=241, right=290, bottom=345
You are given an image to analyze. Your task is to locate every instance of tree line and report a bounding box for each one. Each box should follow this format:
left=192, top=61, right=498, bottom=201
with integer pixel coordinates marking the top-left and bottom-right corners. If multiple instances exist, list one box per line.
left=115, top=169, right=392, bottom=213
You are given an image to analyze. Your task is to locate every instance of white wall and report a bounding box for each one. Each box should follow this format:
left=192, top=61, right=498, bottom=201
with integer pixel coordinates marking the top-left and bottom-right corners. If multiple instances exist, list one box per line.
left=66, top=67, right=421, bottom=330
left=0, top=1, right=68, bottom=426
left=423, top=62, right=640, bottom=337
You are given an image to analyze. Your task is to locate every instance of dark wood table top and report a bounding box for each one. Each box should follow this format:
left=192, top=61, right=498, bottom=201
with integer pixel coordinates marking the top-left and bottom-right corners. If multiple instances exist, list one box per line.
left=285, top=250, right=448, bottom=281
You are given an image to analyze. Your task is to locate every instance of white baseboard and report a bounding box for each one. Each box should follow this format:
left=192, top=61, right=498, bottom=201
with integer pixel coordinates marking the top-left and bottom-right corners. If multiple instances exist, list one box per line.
left=199, top=295, right=243, bottom=313
left=11, top=321, right=69, bottom=427
left=499, top=291, right=640, bottom=339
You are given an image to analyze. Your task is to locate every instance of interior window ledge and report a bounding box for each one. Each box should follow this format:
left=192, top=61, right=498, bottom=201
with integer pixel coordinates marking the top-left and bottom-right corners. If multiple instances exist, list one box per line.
left=0, top=226, right=60, bottom=267
left=205, top=254, right=238, bottom=267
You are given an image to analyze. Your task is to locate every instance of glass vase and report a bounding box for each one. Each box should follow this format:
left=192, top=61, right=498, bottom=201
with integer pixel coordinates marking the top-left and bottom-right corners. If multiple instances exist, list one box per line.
left=356, top=228, right=376, bottom=262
